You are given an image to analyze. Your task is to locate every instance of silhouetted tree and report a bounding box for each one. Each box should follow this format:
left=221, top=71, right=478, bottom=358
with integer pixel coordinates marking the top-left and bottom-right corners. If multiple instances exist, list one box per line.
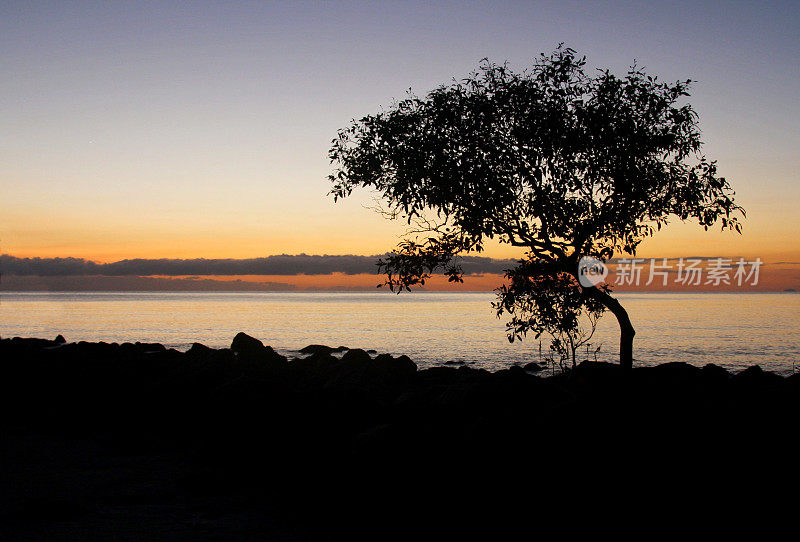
left=505, top=270, right=604, bottom=370
left=329, top=46, right=742, bottom=370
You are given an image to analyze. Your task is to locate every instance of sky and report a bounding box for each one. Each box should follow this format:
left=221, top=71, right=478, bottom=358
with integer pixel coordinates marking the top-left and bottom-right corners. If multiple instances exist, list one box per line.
left=1, top=1, right=798, bottom=289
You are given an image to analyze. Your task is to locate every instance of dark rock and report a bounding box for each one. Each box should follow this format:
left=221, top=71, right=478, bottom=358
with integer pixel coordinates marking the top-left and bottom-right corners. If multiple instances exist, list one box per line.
left=733, top=365, right=784, bottom=387
left=396, top=355, right=414, bottom=367
left=300, top=344, right=333, bottom=355
left=735, top=365, right=764, bottom=379
left=701, top=363, right=730, bottom=382
left=566, top=361, right=624, bottom=391
left=417, top=366, right=461, bottom=386
left=300, top=344, right=350, bottom=355
left=137, top=342, right=167, bottom=353
left=11, top=337, right=56, bottom=349
left=230, top=332, right=287, bottom=372
left=187, top=342, right=214, bottom=357
left=318, top=351, right=417, bottom=403
left=231, top=332, right=264, bottom=354
left=523, top=362, right=543, bottom=372
left=54, top=334, right=66, bottom=344
left=118, top=342, right=138, bottom=357
left=76, top=340, right=118, bottom=358
left=649, top=361, right=701, bottom=376
left=291, top=351, right=340, bottom=375
left=575, top=360, right=621, bottom=374
left=341, top=348, right=372, bottom=365
left=787, top=371, right=800, bottom=391
left=373, top=354, right=417, bottom=378
left=635, top=362, right=701, bottom=387
left=445, top=360, right=465, bottom=365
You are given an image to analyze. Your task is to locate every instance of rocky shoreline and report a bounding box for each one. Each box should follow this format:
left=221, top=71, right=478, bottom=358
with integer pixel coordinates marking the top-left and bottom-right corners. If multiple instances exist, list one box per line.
left=2, top=334, right=799, bottom=539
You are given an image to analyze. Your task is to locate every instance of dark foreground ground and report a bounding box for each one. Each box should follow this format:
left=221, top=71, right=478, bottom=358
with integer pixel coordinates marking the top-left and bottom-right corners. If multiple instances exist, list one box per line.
left=2, top=334, right=799, bottom=539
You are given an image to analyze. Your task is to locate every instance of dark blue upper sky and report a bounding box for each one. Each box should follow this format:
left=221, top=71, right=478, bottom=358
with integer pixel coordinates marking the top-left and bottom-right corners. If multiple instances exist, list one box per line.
left=1, top=1, right=798, bottom=260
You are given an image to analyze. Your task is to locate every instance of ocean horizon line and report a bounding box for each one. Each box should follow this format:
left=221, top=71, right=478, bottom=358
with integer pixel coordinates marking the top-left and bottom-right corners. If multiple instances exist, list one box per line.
left=1, top=289, right=797, bottom=295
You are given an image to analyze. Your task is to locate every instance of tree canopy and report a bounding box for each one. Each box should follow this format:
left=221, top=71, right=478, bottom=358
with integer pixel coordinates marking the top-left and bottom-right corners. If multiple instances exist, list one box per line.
left=329, top=46, right=743, bottom=369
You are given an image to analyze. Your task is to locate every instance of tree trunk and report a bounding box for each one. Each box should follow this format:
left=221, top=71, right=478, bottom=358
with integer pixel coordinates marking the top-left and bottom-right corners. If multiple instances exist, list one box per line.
left=589, top=289, right=635, bottom=370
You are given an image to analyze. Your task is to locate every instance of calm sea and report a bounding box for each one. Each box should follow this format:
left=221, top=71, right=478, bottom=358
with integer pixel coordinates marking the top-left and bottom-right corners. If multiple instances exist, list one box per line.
left=1, top=291, right=798, bottom=374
